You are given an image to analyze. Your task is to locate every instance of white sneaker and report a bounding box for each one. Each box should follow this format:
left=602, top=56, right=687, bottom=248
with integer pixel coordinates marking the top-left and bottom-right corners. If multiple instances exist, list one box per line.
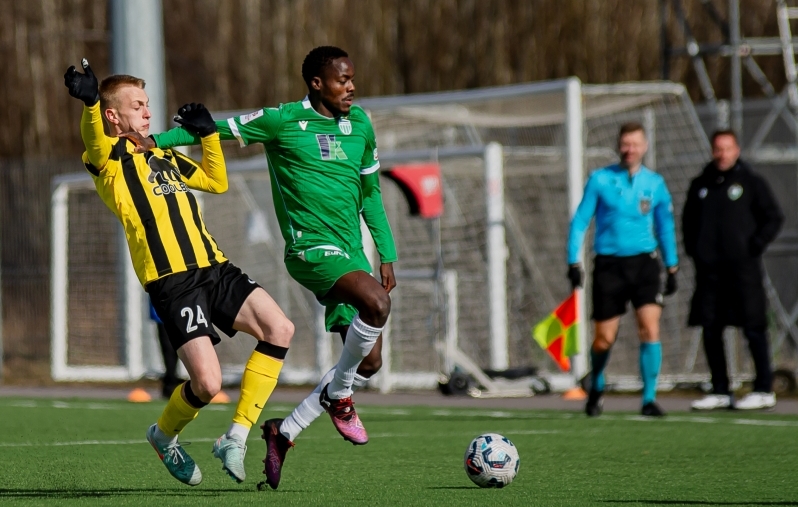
left=691, top=394, right=732, bottom=411
left=212, top=433, right=247, bottom=483
left=734, top=392, right=776, bottom=410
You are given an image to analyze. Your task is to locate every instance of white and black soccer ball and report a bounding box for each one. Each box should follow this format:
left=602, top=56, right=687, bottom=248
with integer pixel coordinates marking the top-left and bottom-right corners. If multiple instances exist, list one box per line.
left=463, top=433, right=520, bottom=488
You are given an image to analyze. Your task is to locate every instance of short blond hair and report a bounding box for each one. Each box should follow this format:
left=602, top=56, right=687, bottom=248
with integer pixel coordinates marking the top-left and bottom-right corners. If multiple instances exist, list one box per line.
left=99, top=75, right=146, bottom=110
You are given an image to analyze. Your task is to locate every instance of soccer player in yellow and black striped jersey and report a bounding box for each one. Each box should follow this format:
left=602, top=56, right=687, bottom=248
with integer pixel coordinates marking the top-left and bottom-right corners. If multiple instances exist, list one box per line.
left=65, top=59, right=295, bottom=487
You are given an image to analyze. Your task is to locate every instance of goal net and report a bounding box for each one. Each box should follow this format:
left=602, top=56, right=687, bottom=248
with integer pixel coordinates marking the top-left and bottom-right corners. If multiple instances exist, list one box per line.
left=53, top=79, right=742, bottom=391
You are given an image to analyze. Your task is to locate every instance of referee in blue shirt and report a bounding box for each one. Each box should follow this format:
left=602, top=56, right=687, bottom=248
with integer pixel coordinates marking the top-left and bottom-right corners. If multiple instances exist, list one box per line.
left=567, top=122, right=679, bottom=417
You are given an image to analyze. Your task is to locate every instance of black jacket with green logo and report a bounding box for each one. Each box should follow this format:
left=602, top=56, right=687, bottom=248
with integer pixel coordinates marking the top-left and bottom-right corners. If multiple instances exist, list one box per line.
left=682, top=159, right=783, bottom=327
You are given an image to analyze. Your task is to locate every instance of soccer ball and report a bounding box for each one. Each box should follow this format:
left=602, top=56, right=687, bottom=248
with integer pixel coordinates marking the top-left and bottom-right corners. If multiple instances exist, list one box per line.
left=463, top=433, right=520, bottom=488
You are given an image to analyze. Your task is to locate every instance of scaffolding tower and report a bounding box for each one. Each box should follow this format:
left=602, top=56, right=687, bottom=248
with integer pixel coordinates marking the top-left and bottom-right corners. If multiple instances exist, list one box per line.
left=662, top=0, right=798, bottom=392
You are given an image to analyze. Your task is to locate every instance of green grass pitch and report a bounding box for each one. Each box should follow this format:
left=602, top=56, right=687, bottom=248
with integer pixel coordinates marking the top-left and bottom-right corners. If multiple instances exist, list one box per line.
left=0, top=397, right=797, bottom=506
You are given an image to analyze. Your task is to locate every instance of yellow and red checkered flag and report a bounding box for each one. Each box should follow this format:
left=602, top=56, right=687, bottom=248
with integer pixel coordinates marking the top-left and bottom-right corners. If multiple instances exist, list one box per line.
left=532, top=291, right=580, bottom=372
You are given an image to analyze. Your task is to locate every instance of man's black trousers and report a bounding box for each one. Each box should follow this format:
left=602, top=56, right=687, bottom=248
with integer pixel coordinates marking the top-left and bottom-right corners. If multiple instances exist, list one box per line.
left=702, top=324, right=772, bottom=394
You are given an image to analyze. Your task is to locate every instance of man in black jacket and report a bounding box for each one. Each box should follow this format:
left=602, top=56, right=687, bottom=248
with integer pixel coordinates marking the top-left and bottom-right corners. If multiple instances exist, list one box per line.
left=682, top=130, right=784, bottom=410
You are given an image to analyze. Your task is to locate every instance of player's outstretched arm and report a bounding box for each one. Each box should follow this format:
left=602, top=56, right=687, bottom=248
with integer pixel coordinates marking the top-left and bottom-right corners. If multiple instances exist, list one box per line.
left=169, top=104, right=228, bottom=194
left=152, top=107, right=281, bottom=151
left=64, top=58, right=111, bottom=169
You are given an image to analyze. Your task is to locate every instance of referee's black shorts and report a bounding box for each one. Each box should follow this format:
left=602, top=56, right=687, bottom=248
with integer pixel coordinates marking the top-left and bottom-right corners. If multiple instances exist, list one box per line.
left=146, top=261, right=262, bottom=350
left=591, top=252, right=663, bottom=321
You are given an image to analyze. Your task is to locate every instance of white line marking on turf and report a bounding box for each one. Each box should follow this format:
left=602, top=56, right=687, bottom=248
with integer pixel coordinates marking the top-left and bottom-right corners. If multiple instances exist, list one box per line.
left=0, top=400, right=298, bottom=412
left=2, top=399, right=797, bottom=429
left=355, top=408, right=411, bottom=416
left=1, top=412, right=792, bottom=449
left=0, top=437, right=220, bottom=448
left=504, top=429, right=560, bottom=435
left=7, top=401, right=36, bottom=408
left=731, top=418, right=798, bottom=427
left=0, top=430, right=562, bottom=449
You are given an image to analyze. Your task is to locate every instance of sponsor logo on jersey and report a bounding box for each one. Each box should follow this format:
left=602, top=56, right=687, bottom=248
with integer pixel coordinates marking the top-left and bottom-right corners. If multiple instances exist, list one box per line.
left=299, top=120, right=308, bottom=131
left=373, top=148, right=378, bottom=161
left=699, top=188, right=708, bottom=199
left=315, top=134, right=348, bottom=160
left=728, top=184, right=743, bottom=201
left=239, top=109, right=264, bottom=125
left=146, top=155, right=188, bottom=196
left=338, top=118, right=352, bottom=135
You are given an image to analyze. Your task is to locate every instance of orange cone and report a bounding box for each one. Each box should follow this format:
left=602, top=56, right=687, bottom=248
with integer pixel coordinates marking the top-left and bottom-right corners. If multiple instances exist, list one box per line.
left=210, top=390, right=231, bottom=404
left=127, top=388, right=152, bottom=403
left=562, top=386, right=587, bottom=401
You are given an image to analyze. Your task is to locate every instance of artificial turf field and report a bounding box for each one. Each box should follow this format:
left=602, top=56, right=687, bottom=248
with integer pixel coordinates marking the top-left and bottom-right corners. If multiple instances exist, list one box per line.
left=0, top=397, right=797, bottom=506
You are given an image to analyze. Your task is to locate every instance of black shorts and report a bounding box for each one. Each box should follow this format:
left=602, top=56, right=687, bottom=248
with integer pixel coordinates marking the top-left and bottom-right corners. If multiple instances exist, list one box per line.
left=146, top=261, right=261, bottom=350
left=591, top=253, right=663, bottom=321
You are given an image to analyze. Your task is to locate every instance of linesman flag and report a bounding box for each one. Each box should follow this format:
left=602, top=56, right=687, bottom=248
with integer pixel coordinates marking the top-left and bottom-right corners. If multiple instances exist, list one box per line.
left=532, top=292, right=580, bottom=372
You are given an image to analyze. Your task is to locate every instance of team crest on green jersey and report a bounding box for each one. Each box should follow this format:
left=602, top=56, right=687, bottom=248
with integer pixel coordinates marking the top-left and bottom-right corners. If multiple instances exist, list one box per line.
left=338, top=118, right=352, bottom=135
left=316, top=134, right=348, bottom=160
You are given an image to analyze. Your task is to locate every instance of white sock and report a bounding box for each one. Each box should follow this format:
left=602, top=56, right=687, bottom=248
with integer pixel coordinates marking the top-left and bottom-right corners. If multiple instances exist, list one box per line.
left=226, top=422, right=250, bottom=441
left=352, top=373, right=369, bottom=389
left=327, top=315, right=382, bottom=399
left=279, top=370, right=372, bottom=441
left=153, top=425, right=178, bottom=447
left=279, top=368, right=334, bottom=441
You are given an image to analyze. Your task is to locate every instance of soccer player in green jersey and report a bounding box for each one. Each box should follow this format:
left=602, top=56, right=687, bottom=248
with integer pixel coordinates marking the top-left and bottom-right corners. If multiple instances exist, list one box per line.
left=139, top=46, right=396, bottom=489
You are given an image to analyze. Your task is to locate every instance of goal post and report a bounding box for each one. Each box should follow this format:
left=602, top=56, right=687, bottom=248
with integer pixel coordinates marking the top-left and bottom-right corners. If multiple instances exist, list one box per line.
left=565, top=77, right=587, bottom=380
left=50, top=174, right=145, bottom=381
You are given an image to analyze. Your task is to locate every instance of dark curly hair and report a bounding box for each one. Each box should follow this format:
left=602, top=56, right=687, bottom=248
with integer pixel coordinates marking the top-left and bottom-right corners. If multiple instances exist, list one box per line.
left=301, top=46, right=349, bottom=88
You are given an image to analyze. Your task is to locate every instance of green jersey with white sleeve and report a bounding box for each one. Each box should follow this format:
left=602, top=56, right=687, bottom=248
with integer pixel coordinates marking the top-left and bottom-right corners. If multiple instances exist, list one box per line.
left=153, top=96, right=397, bottom=264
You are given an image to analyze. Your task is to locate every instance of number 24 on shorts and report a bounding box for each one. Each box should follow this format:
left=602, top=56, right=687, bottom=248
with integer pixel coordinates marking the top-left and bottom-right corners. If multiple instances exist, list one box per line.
left=181, top=305, right=209, bottom=332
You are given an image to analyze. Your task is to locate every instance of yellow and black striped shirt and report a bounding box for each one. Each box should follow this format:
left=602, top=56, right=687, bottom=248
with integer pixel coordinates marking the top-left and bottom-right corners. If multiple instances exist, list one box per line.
left=80, top=103, right=228, bottom=286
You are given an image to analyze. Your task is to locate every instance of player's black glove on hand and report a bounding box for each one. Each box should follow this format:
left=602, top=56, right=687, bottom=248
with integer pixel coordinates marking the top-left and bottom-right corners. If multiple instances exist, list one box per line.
left=664, top=271, right=677, bottom=296
left=64, top=58, right=99, bottom=106
left=174, top=103, right=217, bottom=137
left=567, top=264, right=583, bottom=290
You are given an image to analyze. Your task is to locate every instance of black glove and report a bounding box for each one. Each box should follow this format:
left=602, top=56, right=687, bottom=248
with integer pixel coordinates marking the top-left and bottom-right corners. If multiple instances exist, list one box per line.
left=664, top=271, right=677, bottom=296
left=64, top=58, right=99, bottom=106
left=567, top=264, right=583, bottom=290
left=174, top=103, right=217, bottom=137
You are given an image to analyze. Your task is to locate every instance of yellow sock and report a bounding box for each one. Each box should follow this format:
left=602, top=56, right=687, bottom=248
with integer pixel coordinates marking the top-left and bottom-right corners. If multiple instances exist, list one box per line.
left=232, top=350, right=283, bottom=428
left=156, top=382, right=201, bottom=437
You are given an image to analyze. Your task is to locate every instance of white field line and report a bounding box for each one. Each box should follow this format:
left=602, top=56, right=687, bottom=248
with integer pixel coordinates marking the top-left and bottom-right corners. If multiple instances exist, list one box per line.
left=0, top=400, right=294, bottom=412
left=2, top=400, right=797, bottom=428
left=0, top=437, right=219, bottom=448
left=0, top=429, right=560, bottom=449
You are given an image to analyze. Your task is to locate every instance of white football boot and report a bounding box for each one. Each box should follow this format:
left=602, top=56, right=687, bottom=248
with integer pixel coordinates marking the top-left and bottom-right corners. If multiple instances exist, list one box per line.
left=690, top=394, right=732, bottom=411
left=734, top=392, right=776, bottom=410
